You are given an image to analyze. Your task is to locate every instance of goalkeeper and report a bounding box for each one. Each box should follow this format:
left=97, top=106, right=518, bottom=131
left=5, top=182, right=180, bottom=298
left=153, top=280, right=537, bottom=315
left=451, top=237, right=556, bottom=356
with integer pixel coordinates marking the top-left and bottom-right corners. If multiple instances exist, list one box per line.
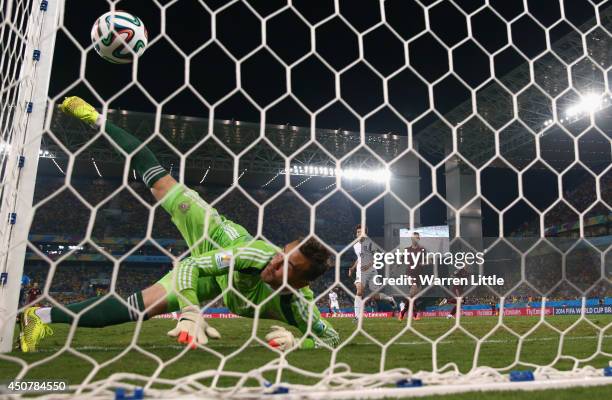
left=19, top=97, right=339, bottom=352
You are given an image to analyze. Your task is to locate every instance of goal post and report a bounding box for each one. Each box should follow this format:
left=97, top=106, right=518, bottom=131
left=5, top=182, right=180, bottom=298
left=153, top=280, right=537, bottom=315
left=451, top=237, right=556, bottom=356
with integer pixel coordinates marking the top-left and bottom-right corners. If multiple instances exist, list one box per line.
left=0, top=0, right=63, bottom=352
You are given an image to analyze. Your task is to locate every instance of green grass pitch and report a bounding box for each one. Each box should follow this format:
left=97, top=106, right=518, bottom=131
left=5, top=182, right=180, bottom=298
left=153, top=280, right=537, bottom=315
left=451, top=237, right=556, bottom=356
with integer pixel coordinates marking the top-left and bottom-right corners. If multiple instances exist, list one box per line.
left=2, top=315, right=611, bottom=399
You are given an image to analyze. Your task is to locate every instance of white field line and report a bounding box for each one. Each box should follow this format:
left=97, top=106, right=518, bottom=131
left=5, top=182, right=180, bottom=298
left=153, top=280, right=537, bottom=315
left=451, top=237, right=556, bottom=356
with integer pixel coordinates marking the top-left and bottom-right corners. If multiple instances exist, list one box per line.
left=33, top=334, right=612, bottom=353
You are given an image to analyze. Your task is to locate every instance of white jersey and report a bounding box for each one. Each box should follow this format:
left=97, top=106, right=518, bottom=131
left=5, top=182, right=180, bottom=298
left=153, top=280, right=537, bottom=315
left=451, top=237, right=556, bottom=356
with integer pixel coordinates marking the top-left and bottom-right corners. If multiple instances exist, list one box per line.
left=353, top=242, right=361, bottom=269
left=354, top=238, right=376, bottom=286
left=353, top=238, right=375, bottom=271
left=399, top=301, right=406, bottom=311
left=329, top=292, right=339, bottom=309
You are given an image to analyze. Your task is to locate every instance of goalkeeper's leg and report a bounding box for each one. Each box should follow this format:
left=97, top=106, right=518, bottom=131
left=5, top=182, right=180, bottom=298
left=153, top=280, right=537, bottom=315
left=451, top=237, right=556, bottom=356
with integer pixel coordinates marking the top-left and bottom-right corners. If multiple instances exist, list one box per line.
left=21, top=290, right=157, bottom=352
left=31, top=291, right=151, bottom=328
left=21, top=274, right=222, bottom=352
left=60, top=96, right=246, bottom=248
left=59, top=96, right=175, bottom=201
left=27, top=271, right=223, bottom=328
left=59, top=97, right=203, bottom=316
left=59, top=96, right=245, bottom=256
left=59, top=97, right=222, bottom=347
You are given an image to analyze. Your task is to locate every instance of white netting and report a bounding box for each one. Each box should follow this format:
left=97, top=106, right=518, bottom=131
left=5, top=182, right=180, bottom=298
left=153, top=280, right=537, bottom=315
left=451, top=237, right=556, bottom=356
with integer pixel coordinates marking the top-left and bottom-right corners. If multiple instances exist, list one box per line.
left=0, top=0, right=56, bottom=351
left=1, top=0, right=611, bottom=398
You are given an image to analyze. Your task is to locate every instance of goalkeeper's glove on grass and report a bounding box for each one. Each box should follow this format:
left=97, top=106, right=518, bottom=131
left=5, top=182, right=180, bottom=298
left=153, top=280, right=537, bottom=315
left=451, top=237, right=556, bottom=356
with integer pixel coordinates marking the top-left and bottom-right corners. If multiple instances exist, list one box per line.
left=265, top=325, right=296, bottom=351
left=167, top=306, right=221, bottom=349
left=59, top=96, right=99, bottom=125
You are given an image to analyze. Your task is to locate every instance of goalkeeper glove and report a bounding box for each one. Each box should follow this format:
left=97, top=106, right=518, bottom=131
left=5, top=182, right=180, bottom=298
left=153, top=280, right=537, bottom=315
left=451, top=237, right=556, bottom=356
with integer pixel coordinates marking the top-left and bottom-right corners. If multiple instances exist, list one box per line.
left=58, top=96, right=99, bottom=125
left=265, top=325, right=296, bottom=351
left=167, top=306, right=221, bottom=349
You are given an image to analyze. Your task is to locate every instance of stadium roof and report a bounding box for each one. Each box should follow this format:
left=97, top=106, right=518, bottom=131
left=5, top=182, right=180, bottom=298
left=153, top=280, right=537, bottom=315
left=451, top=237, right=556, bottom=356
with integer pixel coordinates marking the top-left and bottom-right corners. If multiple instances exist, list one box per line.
left=40, top=6, right=611, bottom=183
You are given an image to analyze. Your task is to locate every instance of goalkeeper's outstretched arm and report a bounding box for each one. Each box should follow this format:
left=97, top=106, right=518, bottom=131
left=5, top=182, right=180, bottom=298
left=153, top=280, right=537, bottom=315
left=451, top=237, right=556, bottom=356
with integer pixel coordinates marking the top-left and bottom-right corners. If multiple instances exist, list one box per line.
left=265, top=301, right=340, bottom=351
left=173, top=241, right=277, bottom=309
left=295, top=296, right=340, bottom=350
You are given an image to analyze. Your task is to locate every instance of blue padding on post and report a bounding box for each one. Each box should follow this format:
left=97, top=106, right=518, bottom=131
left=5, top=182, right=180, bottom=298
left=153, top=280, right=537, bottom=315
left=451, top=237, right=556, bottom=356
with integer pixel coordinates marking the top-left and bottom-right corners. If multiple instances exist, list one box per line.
left=510, top=370, right=534, bottom=382
left=263, top=381, right=289, bottom=395
left=396, top=378, right=423, bottom=387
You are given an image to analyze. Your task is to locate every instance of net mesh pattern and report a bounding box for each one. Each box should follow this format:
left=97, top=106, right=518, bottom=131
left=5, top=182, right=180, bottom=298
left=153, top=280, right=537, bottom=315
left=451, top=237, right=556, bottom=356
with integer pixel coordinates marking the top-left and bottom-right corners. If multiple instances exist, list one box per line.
left=1, top=0, right=611, bottom=398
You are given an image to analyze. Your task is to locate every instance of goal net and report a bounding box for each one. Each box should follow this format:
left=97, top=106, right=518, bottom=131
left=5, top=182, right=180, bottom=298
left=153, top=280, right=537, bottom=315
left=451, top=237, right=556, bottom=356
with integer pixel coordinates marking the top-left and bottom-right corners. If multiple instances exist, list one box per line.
left=1, top=0, right=611, bottom=398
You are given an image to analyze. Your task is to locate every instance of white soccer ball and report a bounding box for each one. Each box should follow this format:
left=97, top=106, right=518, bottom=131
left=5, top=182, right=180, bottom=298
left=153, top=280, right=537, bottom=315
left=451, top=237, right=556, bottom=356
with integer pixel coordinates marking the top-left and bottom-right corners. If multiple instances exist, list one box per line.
left=91, top=11, right=148, bottom=64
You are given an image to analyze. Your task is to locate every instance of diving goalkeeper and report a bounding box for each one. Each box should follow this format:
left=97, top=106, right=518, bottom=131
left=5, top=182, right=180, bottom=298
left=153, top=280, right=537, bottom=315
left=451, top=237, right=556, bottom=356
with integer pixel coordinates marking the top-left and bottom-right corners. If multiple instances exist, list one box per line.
left=19, top=97, right=339, bottom=352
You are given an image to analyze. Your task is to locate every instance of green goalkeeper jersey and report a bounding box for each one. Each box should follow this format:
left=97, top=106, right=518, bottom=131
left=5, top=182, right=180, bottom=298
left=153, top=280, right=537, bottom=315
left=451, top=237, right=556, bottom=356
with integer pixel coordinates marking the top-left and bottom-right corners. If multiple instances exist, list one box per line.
left=158, top=184, right=340, bottom=349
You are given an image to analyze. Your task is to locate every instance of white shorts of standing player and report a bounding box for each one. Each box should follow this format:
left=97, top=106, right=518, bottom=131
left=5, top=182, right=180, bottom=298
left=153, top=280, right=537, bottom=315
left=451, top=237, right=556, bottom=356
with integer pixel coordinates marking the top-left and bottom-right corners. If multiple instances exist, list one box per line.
left=330, top=301, right=340, bottom=316
left=354, top=267, right=378, bottom=292
left=354, top=265, right=362, bottom=285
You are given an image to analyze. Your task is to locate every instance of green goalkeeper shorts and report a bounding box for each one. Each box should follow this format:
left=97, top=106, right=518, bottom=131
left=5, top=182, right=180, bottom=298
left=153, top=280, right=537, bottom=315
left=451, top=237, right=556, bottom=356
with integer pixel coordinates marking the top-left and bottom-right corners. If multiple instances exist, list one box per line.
left=159, top=274, right=223, bottom=313
left=155, top=183, right=251, bottom=310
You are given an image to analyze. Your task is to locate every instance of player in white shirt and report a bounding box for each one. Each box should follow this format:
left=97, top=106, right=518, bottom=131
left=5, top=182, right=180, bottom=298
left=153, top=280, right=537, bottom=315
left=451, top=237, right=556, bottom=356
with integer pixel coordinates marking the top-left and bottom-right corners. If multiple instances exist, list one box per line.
left=399, top=300, right=406, bottom=316
left=328, top=291, right=340, bottom=317
left=348, top=224, right=396, bottom=322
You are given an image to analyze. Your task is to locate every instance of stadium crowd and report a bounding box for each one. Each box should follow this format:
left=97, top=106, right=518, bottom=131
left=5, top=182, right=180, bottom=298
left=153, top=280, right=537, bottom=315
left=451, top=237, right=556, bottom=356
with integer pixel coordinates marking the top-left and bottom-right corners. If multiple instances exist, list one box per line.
left=512, top=176, right=611, bottom=238
left=22, top=262, right=170, bottom=304
left=30, top=178, right=357, bottom=246
left=25, top=177, right=359, bottom=303
left=24, top=175, right=609, bottom=307
left=22, top=259, right=605, bottom=309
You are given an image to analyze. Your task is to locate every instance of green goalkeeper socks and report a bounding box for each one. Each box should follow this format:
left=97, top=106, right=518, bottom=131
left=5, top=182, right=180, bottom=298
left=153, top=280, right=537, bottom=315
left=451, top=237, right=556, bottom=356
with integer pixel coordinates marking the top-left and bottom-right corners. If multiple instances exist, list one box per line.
left=104, top=121, right=167, bottom=188
left=50, top=292, right=148, bottom=327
